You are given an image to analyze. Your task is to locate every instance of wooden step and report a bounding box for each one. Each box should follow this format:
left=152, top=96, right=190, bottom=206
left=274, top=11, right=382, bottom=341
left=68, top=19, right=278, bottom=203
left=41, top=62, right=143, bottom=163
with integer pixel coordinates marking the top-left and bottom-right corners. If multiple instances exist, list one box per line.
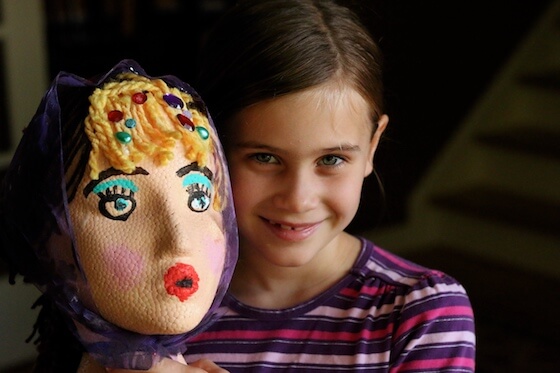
left=430, top=185, right=560, bottom=237
left=518, top=69, right=560, bottom=91
left=476, top=125, right=560, bottom=161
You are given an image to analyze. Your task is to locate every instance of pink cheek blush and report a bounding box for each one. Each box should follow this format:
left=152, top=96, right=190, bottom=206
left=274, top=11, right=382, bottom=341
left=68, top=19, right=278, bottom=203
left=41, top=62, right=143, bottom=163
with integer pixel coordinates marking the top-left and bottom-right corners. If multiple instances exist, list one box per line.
left=102, top=245, right=145, bottom=292
left=206, top=235, right=226, bottom=275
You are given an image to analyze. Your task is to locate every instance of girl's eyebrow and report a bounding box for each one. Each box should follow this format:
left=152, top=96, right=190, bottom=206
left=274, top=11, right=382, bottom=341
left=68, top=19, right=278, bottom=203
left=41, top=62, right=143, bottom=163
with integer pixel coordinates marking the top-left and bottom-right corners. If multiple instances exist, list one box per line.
left=233, top=141, right=274, bottom=150
left=176, top=162, right=213, bottom=180
left=235, top=141, right=361, bottom=152
left=325, top=144, right=361, bottom=152
left=83, top=167, right=149, bottom=197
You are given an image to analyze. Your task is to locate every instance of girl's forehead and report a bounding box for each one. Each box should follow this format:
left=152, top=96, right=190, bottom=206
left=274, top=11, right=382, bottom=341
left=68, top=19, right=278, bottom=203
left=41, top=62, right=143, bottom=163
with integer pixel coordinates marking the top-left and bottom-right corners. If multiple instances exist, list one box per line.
left=302, top=81, right=372, bottom=113
left=228, top=89, right=373, bottom=155
left=236, top=83, right=371, bottom=129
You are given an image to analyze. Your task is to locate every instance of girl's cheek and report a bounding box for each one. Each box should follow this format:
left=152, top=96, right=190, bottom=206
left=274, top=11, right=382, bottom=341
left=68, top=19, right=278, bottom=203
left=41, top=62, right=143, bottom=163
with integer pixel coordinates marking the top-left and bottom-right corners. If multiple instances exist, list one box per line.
left=102, top=245, right=145, bottom=292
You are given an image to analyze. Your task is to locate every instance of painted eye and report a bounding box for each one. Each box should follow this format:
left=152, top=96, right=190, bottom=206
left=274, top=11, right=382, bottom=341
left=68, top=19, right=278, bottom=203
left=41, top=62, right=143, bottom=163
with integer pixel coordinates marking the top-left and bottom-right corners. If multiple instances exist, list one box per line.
left=92, top=179, right=138, bottom=221
left=186, top=184, right=211, bottom=212
left=182, top=169, right=213, bottom=213
left=98, top=193, right=136, bottom=220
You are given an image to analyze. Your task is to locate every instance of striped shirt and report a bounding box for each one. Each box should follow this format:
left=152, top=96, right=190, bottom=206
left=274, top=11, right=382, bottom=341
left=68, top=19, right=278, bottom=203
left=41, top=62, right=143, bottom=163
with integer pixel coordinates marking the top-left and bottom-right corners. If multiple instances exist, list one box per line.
left=184, top=237, right=476, bottom=372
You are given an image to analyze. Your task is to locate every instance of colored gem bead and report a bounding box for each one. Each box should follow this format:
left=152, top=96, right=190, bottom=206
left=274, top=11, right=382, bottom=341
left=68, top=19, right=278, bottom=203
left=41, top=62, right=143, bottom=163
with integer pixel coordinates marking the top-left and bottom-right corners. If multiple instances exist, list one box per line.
left=164, top=93, right=184, bottom=109
left=196, top=126, right=209, bottom=140
left=183, top=109, right=193, bottom=119
left=132, top=92, right=147, bottom=104
left=115, top=131, right=132, bottom=144
left=108, top=110, right=124, bottom=122
left=125, top=118, right=136, bottom=128
left=177, top=113, right=195, bottom=131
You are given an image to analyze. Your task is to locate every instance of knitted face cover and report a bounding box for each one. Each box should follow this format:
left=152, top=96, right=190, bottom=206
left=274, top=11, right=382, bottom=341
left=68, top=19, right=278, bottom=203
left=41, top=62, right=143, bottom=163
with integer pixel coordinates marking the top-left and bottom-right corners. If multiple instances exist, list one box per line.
left=0, top=60, right=238, bottom=369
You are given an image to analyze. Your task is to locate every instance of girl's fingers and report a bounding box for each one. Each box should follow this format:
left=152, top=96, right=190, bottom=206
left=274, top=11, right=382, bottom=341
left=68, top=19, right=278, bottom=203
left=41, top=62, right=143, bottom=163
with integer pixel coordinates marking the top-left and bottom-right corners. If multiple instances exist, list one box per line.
left=188, top=358, right=230, bottom=373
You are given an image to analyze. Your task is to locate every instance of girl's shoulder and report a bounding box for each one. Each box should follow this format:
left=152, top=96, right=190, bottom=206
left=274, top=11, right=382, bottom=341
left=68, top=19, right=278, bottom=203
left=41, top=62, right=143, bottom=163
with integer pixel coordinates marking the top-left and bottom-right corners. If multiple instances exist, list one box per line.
left=348, top=238, right=474, bottom=330
left=354, top=237, right=469, bottom=297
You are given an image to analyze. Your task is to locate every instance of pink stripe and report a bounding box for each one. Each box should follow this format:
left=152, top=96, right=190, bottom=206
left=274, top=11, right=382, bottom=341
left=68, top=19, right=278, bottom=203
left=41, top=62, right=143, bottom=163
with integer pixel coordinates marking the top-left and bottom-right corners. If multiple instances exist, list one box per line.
left=392, top=356, right=475, bottom=371
left=375, top=247, right=430, bottom=272
left=396, top=306, right=474, bottom=337
left=191, top=323, right=394, bottom=342
left=339, top=284, right=395, bottom=297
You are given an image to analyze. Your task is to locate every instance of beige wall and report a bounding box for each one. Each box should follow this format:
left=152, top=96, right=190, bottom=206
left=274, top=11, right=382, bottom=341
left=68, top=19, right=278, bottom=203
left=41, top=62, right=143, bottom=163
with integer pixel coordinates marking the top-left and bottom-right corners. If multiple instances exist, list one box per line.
left=0, top=0, right=48, bottom=167
left=0, top=0, right=47, bottom=369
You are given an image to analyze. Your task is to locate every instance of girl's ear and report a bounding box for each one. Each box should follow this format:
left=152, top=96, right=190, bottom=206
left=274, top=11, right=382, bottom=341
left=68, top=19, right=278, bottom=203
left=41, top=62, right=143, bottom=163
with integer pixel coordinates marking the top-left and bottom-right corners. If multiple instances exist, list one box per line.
left=365, top=114, right=389, bottom=177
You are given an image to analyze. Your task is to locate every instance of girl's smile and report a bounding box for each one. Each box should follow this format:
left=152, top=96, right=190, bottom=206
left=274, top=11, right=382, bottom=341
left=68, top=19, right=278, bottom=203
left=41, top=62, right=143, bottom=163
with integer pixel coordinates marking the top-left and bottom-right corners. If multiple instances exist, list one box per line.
left=261, top=217, right=322, bottom=242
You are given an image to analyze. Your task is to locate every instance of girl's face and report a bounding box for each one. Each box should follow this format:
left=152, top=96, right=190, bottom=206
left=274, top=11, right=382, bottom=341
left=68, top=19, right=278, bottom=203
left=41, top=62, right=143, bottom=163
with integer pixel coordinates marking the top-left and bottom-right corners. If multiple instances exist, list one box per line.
left=226, top=82, right=387, bottom=269
left=69, top=143, right=226, bottom=335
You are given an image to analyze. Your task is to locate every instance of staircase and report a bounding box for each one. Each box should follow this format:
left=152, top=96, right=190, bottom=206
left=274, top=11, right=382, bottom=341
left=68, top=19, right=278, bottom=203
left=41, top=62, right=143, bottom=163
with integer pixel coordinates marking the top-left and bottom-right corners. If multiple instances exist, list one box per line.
left=365, top=1, right=560, bottom=371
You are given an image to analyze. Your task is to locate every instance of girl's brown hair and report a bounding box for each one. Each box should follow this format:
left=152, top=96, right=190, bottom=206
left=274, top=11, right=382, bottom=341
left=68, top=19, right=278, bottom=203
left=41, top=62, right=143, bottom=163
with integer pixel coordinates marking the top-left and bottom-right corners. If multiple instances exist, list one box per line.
left=196, top=0, right=384, bottom=131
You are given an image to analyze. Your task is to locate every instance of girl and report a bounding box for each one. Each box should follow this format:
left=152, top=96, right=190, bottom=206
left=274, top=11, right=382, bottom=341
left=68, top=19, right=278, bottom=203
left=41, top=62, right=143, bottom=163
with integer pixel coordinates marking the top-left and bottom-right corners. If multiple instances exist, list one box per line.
left=184, top=0, right=476, bottom=371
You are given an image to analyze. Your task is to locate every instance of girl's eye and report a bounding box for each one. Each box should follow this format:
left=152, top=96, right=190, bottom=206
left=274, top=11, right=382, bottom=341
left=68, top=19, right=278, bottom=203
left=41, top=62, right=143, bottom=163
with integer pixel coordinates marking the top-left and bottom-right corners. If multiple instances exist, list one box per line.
left=185, top=183, right=211, bottom=212
left=95, top=185, right=137, bottom=221
left=252, top=153, right=278, bottom=164
left=319, top=155, right=343, bottom=166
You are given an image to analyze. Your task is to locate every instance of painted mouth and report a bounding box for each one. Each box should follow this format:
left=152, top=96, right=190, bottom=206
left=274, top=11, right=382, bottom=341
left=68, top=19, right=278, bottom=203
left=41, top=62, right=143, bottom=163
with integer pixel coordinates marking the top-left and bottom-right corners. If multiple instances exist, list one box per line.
left=164, top=263, right=199, bottom=302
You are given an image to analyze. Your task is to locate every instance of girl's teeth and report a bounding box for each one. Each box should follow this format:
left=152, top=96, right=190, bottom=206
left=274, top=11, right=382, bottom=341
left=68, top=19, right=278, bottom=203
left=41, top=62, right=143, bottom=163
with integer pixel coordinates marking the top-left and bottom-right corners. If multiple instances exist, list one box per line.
left=269, top=219, right=306, bottom=231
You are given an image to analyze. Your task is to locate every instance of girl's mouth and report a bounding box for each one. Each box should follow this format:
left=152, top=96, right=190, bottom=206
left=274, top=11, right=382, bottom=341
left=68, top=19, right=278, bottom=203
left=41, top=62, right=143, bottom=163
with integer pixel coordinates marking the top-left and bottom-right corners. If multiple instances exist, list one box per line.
left=267, top=219, right=307, bottom=231
left=264, top=218, right=320, bottom=241
left=164, top=263, right=199, bottom=302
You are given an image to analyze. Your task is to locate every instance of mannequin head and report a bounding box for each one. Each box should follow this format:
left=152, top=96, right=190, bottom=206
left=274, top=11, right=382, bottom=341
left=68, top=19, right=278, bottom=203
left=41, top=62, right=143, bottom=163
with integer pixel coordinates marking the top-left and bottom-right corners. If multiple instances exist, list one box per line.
left=0, top=60, right=237, bottom=369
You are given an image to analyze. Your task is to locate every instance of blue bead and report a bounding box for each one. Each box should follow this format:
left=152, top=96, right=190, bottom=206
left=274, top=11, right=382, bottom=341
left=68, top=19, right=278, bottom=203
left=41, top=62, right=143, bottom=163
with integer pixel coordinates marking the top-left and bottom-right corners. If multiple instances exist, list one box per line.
left=125, top=118, right=136, bottom=128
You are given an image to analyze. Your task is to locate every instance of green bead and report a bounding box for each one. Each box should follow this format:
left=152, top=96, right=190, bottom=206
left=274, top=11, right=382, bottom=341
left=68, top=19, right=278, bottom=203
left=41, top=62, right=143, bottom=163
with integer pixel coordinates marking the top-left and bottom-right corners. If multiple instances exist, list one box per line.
left=196, top=126, right=209, bottom=140
left=115, top=131, right=132, bottom=144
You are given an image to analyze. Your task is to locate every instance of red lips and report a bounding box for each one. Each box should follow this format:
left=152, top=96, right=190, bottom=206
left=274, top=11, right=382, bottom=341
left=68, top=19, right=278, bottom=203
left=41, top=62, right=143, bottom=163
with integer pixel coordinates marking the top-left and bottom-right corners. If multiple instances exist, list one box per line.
left=164, top=263, right=199, bottom=302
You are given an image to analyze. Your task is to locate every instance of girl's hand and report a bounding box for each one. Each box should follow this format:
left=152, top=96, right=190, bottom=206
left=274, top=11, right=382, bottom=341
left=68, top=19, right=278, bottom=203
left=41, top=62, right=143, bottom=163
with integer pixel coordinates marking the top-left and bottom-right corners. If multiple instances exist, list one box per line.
left=107, top=357, right=228, bottom=372
left=79, top=353, right=229, bottom=373
left=188, top=358, right=229, bottom=372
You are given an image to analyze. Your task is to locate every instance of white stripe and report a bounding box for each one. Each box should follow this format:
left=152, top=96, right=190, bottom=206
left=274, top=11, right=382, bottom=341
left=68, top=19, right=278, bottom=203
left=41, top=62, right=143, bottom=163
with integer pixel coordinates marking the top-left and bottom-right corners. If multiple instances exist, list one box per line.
left=187, top=350, right=391, bottom=366
left=400, top=330, right=476, bottom=350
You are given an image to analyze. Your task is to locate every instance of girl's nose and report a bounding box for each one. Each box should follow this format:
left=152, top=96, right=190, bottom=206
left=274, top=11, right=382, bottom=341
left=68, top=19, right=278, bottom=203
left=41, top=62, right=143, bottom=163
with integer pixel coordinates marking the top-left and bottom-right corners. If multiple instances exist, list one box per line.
left=272, top=169, right=319, bottom=213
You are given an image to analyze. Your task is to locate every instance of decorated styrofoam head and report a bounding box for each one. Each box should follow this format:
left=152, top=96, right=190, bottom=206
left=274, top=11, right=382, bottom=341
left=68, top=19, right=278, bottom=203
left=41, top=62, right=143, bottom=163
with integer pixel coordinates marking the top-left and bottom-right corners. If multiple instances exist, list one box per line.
left=0, top=60, right=237, bottom=369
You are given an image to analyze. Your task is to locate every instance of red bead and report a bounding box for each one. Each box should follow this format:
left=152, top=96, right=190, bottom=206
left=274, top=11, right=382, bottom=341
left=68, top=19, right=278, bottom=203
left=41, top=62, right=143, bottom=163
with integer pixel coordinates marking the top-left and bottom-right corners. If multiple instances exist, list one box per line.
left=108, top=110, right=123, bottom=122
left=177, top=114, right=195, bottom=130
left=132, top=92, right=147, bottom=104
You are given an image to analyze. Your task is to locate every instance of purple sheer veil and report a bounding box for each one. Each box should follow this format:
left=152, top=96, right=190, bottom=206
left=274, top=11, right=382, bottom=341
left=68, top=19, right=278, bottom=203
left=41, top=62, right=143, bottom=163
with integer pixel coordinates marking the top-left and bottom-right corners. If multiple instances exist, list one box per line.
left=0, top=59, right=238, bottom=369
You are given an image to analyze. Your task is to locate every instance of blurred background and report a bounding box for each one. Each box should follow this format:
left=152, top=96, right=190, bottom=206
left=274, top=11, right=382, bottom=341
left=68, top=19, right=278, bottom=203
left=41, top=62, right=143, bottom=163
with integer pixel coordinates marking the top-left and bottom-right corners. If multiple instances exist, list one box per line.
left=0, top=0, right=558, bottom=371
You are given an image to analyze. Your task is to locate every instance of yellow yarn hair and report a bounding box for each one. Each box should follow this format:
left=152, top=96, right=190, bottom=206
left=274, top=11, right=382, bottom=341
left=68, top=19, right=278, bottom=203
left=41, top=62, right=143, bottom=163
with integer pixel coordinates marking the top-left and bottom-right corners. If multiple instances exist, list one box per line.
left=84, top=72, right=223, bottom=209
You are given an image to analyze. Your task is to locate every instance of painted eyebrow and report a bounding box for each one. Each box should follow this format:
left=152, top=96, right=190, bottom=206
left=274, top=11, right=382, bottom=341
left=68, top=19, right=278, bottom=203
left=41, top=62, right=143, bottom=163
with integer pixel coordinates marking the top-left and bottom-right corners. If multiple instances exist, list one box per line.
left=176, top=163, right=213, bottom=180
left=83, top=167, right=149, bottom=197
